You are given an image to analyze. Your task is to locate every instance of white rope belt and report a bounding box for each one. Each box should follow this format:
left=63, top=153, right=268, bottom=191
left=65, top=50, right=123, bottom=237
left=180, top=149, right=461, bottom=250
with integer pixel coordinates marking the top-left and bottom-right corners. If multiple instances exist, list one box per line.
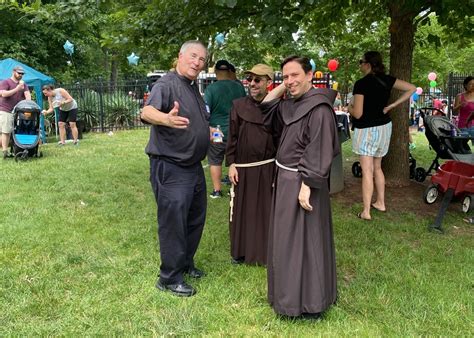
left=229, top=158, right=275, bottom=222
left=275, top=160, right=298, bottom=172
left=233, top=158, right=275, bottom=168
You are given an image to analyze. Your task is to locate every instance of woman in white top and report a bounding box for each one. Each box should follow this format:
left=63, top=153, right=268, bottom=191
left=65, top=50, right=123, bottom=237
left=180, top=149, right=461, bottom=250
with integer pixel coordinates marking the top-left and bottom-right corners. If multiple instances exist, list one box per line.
left=42, top=84, right=79, bottom=145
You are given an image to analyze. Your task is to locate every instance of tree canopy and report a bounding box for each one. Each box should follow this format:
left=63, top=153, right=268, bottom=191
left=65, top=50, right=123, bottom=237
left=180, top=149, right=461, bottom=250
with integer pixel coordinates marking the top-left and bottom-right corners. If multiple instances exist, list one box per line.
left=1, top=0, right=472, bottom=183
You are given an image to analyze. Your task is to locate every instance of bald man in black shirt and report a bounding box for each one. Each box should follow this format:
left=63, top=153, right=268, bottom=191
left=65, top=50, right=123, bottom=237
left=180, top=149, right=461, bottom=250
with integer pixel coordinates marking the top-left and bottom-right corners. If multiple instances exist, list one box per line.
left=141, top=40, right=209, bottom=297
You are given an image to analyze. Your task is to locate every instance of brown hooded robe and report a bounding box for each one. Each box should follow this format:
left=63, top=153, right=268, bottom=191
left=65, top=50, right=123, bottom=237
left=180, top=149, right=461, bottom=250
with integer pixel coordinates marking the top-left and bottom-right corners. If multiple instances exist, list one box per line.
left=261, top=88, right=340, bottom=316
left=226, top=96, right=277, bottom=265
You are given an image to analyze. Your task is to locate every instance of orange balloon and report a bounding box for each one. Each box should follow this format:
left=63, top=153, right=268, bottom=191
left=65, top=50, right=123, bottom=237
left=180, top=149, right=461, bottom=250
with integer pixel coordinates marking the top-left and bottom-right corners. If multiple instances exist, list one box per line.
left=315, top=71, right=323, bottom=78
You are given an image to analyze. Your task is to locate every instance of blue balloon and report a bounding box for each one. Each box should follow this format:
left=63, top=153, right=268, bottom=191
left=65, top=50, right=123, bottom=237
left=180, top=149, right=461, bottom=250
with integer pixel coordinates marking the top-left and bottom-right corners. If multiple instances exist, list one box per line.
left=127, top=52, right=140, bottom=66
left=63, top=40, right=74, bottom=56
left=412, top=93, right=419, bottom=101
left=215, top=33, right=225, bottom=46
left=310, top=59, right=316, bottom=72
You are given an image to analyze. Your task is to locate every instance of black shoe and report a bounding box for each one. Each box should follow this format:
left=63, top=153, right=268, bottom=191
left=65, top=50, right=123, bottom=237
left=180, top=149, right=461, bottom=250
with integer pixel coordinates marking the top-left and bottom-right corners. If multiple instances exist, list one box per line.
left=186, top=267, right=206, bottom=279
left=209, top=190, right=223, bottom=198
left=156, top=281, right=196, bottom=297
left=278, top=312, right=322, bottom=321
left=300, top=312, right=322, bottom=321
left=231, top=257, right=245, bottom=265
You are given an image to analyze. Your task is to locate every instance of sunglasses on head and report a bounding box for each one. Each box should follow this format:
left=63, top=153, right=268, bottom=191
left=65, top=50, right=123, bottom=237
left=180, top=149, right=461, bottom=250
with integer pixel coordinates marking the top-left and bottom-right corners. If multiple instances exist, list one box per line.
left=246, top=76, right=264, bottom=84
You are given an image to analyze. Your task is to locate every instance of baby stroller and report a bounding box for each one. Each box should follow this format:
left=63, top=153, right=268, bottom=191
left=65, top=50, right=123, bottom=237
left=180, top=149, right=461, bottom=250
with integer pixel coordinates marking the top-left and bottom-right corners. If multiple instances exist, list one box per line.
left=413, top=107, right=473, bottom=182
left=352, top=154, right=417, bottom=179
left=11, top=100, right=43, bottom=162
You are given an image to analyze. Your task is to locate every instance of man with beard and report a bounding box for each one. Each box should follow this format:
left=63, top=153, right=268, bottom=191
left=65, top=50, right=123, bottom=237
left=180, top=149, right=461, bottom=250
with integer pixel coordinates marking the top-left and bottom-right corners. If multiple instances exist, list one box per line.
left=0, top=66, right=31, bottom=158
left=141, top=40, right=209, bottom=297
left=261, top=56, right=339, bottom=318
left=226, top=64, right=276, bottom=265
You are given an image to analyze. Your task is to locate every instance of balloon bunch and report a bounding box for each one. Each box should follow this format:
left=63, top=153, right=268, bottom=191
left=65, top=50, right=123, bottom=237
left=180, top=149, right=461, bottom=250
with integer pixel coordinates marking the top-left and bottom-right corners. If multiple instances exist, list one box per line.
left=412, top=72, right=438, bottom=101
left=412, top=87, right=423, bottom=101
left=428, top=72, right=437, bottom=88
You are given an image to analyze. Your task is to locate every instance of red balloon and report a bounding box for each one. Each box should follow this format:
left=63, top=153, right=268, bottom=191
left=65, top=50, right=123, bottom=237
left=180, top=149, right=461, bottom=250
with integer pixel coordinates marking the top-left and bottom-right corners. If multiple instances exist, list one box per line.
left=327, top=59, right=339, bottom=72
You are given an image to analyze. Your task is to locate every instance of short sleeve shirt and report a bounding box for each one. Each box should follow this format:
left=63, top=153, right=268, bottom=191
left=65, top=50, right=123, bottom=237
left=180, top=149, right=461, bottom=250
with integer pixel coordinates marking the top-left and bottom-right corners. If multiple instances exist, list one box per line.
left=145, top=72, right=210, bottom=166
left=352, top=74, right=396, bottom=129
left=0, top=79, right=30, bottom=112
left=204, top=79, right=247, bottom=140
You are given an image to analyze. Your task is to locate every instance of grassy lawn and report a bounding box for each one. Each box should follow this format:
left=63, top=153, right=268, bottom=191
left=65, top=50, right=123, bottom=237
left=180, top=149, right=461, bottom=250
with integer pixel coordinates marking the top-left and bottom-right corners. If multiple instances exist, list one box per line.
left=1, top=129, right=472, bottom=335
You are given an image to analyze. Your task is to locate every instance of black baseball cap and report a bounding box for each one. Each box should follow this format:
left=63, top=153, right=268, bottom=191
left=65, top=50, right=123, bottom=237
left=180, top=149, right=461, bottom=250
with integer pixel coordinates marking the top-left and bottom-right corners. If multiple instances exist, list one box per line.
left=215, top=60, right=231, bottom=71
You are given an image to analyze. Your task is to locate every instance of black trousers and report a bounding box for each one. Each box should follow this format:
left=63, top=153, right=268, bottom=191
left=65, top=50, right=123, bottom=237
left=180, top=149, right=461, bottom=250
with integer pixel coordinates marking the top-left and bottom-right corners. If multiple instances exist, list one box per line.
left=150, top=157, right=207, bottom=284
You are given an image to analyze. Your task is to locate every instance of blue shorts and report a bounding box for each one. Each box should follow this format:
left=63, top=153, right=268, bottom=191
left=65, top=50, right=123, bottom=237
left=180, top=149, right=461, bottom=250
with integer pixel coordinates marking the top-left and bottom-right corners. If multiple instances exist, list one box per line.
left=352, top=122, right=392, bottom=157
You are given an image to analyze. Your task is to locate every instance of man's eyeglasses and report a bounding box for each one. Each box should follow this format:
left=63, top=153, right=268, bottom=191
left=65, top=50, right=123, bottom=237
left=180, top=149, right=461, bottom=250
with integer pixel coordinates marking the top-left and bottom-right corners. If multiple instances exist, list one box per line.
left=359, top=60, right=367, bottom=65
left=246, top=76, right=264, bottom=84
left=16, top=71, right=25, bottom=75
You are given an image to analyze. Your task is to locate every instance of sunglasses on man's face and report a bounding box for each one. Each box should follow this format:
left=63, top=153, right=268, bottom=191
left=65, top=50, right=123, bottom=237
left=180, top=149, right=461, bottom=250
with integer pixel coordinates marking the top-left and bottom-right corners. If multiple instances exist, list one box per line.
left=246, top=76, right=264, bottom=84
left=359, top=60, right=367, bottom=65
left=16, top=72, right=25, bottom=75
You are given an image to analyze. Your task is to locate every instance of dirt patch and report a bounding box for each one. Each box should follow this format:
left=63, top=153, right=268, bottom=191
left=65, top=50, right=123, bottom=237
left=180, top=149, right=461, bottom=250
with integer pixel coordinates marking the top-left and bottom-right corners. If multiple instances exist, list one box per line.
left=332, top=160, right=469, bottom=221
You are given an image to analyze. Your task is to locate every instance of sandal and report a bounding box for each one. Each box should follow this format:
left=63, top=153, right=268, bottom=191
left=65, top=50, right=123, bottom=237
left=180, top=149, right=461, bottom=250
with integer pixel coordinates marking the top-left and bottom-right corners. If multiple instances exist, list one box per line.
left=357, top=212, right=371, bottom=221
left=371, top=204, right=386, bottom=212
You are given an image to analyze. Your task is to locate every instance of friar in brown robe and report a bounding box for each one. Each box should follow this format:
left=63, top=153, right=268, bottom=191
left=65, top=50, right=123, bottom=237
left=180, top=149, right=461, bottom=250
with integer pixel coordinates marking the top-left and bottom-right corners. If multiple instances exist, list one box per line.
left=226, top=64, right=277, bottom=265
left=261, top=56, right=340, bottom=317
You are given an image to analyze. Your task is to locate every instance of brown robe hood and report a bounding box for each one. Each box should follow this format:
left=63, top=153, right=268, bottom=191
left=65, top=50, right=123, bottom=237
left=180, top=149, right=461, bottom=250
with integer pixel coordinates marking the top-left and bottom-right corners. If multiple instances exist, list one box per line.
left=281, top=87, right=337, bottom=125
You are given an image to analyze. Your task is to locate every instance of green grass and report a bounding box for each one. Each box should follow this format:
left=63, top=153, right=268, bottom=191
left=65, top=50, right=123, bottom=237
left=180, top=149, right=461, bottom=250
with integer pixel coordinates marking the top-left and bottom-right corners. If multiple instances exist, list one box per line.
left=1, top=129, right=472, bottom=335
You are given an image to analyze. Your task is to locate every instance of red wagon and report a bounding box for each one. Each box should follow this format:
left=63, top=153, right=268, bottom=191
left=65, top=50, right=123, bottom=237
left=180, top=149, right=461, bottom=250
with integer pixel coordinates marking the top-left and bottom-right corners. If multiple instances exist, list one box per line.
left=423, top=160, right=474, bottom=231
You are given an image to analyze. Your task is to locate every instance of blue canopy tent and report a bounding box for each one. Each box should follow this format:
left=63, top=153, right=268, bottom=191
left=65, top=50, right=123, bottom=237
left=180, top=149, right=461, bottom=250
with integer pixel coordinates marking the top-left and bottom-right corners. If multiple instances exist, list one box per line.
left=0, top=58, right=54, bottom=142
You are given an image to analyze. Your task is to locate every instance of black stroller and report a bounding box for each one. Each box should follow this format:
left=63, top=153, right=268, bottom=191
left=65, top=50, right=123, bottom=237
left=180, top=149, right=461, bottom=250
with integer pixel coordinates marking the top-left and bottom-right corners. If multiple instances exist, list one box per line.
left=352, top=153, right=417, bottom=179
left=11, top=100, right=43, bottom=161
left=413, top=107, right=473, bottom=182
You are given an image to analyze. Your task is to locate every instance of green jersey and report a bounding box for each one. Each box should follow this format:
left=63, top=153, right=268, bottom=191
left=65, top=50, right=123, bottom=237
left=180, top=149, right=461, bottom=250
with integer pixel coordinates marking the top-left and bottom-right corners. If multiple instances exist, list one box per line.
left=204, top=80, right=246, bottom=140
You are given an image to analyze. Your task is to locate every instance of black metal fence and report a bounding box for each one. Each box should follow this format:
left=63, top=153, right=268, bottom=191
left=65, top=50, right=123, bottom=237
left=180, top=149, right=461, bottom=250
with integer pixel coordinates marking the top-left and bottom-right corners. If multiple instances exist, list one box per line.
left=58, top=78, right=149, bottom=132
left=411, top=72, right=472, bottom=118
left=58, top=72, right=471, bottom=133
left=447, top=72, right=471, bottom=117
left=59, top=76, right=223, bottom=132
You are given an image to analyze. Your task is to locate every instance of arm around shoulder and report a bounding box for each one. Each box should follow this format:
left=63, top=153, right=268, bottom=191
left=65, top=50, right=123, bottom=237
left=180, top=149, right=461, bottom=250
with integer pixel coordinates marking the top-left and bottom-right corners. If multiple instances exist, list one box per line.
left=262, top=83, right=286, bottom=103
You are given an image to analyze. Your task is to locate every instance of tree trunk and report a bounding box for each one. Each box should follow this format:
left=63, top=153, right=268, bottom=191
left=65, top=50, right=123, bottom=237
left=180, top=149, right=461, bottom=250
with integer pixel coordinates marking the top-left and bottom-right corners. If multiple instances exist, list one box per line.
left=102, top=47, right=109, bottom=79
left=384, top=3, right=416, bottom=187
left=110, top=57, right=118, bottom=92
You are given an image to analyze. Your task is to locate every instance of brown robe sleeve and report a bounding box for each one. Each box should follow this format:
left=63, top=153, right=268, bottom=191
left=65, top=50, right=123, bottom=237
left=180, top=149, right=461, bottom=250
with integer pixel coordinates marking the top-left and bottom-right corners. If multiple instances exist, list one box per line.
left=298, top=104, right=340, bottom=189
left=260, top=98, right=284, bottom=144
left=225, top=103, right=240, bottom=166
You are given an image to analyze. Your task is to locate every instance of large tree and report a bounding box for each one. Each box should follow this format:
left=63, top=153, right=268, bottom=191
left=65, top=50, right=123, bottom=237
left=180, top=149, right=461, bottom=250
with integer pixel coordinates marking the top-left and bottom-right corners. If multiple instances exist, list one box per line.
left=4, top=0, right=472, bottom=184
